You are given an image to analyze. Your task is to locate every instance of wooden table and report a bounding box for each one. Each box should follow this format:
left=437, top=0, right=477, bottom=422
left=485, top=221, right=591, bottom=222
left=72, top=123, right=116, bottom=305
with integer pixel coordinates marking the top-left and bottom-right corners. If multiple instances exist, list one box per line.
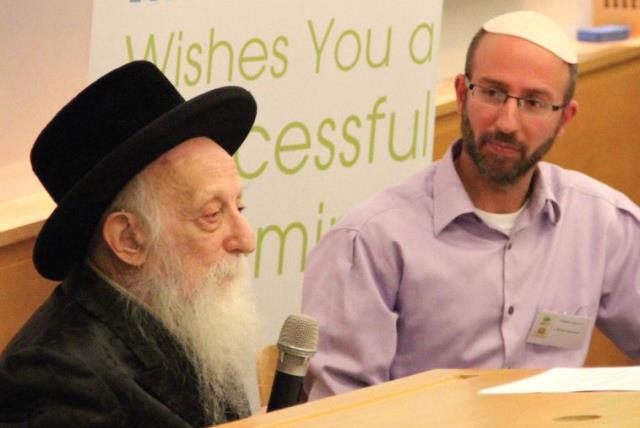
left=223, top=369, right=640, bottom=427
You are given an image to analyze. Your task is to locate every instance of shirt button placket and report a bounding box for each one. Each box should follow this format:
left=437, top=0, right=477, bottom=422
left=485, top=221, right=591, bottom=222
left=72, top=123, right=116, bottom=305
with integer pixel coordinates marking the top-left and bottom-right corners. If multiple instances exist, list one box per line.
left=503, top=239, right=514, bottom=367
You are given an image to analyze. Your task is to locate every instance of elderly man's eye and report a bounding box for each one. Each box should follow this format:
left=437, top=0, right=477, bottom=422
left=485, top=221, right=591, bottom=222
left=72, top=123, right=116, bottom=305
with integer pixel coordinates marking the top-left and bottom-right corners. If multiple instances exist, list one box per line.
left=202, top=211, right=220, bottom=222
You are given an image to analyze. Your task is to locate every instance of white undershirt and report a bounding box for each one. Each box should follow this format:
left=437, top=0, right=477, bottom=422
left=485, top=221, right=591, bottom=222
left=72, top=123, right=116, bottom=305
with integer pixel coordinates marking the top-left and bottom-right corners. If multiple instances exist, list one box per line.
left=474, top=201, right=528, bottom=235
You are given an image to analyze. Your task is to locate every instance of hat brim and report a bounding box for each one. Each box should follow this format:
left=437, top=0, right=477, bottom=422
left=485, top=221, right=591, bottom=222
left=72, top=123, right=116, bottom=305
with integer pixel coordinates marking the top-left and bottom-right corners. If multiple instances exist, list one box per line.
left=34, top=86, right=256, bottom=280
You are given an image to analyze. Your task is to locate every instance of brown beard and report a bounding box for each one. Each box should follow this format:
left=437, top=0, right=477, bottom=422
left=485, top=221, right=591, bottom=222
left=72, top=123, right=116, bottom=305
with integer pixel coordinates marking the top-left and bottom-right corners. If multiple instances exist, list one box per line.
left=460, top=107, right=559, bottom=187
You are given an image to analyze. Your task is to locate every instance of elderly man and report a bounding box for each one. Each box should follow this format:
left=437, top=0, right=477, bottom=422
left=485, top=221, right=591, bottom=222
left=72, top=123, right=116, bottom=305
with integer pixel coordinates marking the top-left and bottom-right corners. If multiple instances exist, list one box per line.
left=0, top=61, right=260, bottom=427
left=303, top=11, right=640, bottom=400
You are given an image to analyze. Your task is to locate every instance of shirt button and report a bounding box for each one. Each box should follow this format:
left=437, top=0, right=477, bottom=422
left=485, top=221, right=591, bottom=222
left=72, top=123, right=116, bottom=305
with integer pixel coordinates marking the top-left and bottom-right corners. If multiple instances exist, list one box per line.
left=508, top=306, right=514, bottom=315
left=506, top=242, right=513, bottom=250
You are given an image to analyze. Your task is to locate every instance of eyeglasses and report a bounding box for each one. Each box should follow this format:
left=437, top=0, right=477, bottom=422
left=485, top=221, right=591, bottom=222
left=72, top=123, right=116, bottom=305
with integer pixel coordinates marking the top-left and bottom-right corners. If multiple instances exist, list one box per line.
left=465, top=76, right=567, bottom=117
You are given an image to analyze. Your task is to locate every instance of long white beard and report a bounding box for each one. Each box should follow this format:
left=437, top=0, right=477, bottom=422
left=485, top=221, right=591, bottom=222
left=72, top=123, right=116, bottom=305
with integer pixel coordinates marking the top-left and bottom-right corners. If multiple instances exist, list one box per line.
left=128, top=253, right=261, bottom=422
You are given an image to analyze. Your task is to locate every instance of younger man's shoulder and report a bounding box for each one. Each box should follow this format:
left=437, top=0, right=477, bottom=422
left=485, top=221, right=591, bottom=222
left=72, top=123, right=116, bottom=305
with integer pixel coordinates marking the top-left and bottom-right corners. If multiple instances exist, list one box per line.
left=336, top=163, right=438, bottom=232
left=541, top=162, right=640, bottom=218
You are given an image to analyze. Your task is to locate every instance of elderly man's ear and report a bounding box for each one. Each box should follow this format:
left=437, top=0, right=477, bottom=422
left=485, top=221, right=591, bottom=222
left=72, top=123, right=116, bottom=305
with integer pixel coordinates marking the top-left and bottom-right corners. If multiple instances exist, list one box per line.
left=102, top=211, right=150, bottom=267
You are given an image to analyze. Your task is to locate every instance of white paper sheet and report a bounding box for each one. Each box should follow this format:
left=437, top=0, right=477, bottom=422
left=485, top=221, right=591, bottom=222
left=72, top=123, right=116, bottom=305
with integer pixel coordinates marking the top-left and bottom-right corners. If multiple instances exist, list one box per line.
left=479, top=367, right=640, bottom=394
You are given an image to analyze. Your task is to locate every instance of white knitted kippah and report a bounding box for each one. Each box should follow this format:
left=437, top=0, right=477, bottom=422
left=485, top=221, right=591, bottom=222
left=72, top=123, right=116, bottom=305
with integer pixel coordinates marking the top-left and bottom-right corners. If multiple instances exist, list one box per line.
left=483, top=11, right=577, bottom=64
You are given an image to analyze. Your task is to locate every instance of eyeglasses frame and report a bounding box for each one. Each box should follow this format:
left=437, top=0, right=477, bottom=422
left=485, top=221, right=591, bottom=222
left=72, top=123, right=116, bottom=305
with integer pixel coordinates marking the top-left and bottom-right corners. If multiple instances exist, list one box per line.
left=464, top=76, right=567, bottom=114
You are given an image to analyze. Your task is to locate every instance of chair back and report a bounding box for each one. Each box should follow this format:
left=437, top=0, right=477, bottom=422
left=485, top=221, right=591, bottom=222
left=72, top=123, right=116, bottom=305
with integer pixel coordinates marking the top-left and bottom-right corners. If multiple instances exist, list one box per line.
left=256, top=344, right=278, bottom=407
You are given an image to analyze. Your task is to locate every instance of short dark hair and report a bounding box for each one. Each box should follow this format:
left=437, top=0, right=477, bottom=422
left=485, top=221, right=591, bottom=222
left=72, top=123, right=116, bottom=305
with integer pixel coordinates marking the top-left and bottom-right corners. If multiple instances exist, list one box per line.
left=464, top=29, right=578, bottom=103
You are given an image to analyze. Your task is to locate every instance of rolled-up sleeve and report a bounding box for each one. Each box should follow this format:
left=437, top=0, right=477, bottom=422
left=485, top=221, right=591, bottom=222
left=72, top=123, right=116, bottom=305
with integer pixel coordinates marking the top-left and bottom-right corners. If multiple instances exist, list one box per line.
left=302, top=226, right=399, bottom=400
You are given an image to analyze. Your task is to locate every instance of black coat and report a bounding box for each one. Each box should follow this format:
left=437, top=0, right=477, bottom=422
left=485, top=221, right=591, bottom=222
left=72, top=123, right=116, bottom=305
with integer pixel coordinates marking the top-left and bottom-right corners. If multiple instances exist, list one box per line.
left=0, top=264, right=249, bottom=427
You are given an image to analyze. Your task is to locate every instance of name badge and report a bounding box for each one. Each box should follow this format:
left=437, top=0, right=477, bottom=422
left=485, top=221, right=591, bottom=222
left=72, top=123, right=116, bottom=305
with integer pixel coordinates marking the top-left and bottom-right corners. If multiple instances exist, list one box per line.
left=526, top=310, right=591, bottom=350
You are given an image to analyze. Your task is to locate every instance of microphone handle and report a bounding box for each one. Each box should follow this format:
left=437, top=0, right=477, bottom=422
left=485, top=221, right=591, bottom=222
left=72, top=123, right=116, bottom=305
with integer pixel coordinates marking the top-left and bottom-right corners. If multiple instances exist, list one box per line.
left=266, top=370, right=304, bottom=412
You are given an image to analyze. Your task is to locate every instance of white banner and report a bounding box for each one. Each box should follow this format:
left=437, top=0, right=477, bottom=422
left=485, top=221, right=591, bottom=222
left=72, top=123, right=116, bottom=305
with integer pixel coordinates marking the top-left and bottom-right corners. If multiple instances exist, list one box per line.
left=90, top=0, right=443, bottom=343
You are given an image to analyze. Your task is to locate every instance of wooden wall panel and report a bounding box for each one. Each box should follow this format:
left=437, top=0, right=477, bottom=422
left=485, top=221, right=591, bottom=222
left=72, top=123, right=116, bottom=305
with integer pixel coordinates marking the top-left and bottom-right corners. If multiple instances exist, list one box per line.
left=548, top=55, right=640, bottom=204
left=0, top=238, right=56, bottom=350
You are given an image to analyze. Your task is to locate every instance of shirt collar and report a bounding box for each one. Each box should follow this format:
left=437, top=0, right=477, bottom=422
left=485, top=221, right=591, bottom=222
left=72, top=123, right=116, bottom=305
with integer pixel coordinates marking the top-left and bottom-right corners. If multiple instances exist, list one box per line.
left=433, top=139, right=561, bottom=234
left=527, top=163, right=561, bottom=225
left=433, top=140, right=476, bottom=234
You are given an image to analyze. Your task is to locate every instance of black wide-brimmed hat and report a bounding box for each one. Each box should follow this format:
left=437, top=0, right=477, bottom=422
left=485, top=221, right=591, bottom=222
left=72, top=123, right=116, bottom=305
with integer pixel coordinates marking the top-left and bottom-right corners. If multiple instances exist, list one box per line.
left=31, top=60, right=257, bottom=280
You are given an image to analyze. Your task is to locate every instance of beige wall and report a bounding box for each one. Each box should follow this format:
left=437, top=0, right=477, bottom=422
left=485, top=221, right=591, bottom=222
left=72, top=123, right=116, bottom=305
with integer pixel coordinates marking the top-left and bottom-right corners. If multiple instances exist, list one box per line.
left=0, top=1, right=92, bottom=202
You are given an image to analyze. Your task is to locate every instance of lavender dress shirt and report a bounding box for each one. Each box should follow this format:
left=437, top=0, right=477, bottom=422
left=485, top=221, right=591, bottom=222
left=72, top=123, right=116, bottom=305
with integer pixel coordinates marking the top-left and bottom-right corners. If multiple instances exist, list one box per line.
left=302, top=140, right=640, bottom=400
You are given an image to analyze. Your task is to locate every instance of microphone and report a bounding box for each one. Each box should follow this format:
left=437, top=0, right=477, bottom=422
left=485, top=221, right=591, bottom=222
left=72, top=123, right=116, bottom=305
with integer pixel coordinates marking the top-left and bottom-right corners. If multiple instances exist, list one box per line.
left=267, top=314, right=318, bottom=412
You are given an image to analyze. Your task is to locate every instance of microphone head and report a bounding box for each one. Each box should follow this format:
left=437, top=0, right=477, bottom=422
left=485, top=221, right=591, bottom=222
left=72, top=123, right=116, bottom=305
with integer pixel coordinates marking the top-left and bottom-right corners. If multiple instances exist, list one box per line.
left=277, top=314, right=318, bottom=358
left=268, top=314, right=318, bottom=411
